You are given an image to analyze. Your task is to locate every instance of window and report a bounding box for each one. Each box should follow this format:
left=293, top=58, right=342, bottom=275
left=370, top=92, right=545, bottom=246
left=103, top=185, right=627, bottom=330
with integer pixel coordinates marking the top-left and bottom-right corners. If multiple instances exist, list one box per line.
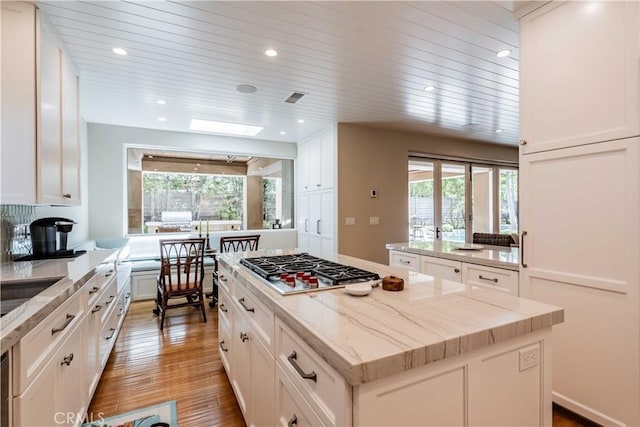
left=408, top=158, right=518, bottom=242
left=126, top=150, right=293, bottom=234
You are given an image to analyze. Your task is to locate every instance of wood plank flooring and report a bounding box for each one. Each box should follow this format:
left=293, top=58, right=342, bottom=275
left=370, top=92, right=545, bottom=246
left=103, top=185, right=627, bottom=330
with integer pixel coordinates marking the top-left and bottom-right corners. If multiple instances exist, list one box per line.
left=89, top=301, right=599, bottom=427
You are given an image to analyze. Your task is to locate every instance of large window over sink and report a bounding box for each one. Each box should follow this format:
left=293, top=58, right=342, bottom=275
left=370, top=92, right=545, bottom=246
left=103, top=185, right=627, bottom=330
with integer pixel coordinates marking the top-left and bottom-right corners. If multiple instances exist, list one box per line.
left=126, top=149, right=294, bottom=234
left=409, top=158, right=518, bottom=243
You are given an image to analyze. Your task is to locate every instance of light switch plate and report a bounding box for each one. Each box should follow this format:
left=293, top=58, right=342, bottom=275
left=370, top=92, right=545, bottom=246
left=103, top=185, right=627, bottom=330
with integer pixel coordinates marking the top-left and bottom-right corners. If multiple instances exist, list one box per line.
left=345, top=217, right=356, bottom=226
left=369, top=216, right=379, bottom=225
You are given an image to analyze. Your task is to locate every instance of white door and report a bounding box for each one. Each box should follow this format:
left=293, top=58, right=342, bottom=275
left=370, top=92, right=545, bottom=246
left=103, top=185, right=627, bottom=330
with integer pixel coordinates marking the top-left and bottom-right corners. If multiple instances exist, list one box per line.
left=320, top=131, right=335, bottom=189
left=308, top=192, right=322, bottom=256
left=308, top=137, right=322, bottom=190
left=320, top=190, right=335, bottom=258
left=296, top=193, right=310, bottom=252
left=297, top=142, right=310, bottom=192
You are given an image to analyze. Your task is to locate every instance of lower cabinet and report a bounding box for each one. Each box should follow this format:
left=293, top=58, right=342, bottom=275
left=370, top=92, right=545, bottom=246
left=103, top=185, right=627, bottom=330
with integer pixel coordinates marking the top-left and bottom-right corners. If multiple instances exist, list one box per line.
left=220, top=275, right=275, bottom=427
left=131, top=266, right=214, bottom=301
left=421, top=255, right=462, bottom=282
left=275, top=366, right=325, bottom=427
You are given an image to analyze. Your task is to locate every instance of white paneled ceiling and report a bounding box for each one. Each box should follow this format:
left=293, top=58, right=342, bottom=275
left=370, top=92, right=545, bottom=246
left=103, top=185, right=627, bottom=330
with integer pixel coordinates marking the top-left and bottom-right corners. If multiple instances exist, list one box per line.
left=38, top=1, right=520, bottom=145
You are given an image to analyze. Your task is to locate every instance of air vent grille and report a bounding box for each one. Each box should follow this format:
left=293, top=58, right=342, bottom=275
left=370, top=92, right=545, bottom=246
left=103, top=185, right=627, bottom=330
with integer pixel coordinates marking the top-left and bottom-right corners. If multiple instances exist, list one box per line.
left=285, top=92, right=306, bottom=104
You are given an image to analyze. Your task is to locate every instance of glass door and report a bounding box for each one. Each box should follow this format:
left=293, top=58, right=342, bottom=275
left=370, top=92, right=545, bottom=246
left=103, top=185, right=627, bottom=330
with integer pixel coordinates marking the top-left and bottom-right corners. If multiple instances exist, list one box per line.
left=440, top=163, right=468, bottom=242
left=408, top=160, right=435, bottom=241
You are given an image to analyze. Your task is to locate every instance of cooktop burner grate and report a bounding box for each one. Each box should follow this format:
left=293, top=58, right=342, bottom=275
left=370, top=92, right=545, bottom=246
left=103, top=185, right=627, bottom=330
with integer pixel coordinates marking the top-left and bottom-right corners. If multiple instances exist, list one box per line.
left=239, top=253, right=380, bottom=294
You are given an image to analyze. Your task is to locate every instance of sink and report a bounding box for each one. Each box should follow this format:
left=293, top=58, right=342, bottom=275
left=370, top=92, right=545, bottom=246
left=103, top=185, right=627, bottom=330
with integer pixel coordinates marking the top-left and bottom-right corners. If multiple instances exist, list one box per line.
left=0, top=277, right=63, bottom=317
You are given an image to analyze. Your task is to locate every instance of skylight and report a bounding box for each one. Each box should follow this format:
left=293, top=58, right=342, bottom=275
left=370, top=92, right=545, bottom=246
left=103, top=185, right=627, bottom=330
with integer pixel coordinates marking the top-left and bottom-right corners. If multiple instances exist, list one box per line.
left=189, top=119, right=264, bottom=136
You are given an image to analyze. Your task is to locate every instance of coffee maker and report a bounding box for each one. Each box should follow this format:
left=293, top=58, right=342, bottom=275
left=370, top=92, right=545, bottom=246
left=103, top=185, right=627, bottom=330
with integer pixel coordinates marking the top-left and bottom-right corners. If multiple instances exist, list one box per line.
left=23, top=217, right=84, bottom=260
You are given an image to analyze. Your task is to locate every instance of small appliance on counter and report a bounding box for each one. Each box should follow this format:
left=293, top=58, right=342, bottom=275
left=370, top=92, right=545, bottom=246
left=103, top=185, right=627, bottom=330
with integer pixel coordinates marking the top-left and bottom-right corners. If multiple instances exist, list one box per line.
left=14, top=217, right=86, bottom=261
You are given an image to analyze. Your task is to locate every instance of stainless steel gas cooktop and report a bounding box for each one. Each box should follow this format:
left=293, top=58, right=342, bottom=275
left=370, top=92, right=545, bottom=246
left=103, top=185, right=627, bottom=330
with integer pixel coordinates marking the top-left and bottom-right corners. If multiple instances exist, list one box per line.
left=239, top=253, right=380, bottom=295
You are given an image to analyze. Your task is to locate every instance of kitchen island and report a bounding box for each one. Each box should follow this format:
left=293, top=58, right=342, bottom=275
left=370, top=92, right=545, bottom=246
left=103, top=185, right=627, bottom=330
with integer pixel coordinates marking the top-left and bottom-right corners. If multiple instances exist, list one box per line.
left=217, top=250, right=563, bottom=426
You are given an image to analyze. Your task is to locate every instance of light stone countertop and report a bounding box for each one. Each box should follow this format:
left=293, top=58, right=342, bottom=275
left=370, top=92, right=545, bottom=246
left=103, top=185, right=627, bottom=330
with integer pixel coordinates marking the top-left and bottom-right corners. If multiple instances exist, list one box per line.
left=219, top=250, right=563, bottom=386
left=0, top=250, right=117, bottom=353
left=386, top=240, right=520, bottom=271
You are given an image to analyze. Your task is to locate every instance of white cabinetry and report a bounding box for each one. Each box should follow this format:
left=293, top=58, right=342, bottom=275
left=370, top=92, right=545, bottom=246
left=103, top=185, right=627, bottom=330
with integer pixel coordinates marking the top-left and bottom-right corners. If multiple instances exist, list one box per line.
left=297, top=127, right=336, bottom=257
left=462, top=263, right=518, bottom=295
left=219, top=266, right=275, bottom=427
left=519, top=3, right=640, bottom=425
left=0, top=3, right=81, bottom=206
left=519, top=1, right=639, bottom=154
left=421, top=255, right=462, bottom=282
left=388, top=250, right=420, bottom=272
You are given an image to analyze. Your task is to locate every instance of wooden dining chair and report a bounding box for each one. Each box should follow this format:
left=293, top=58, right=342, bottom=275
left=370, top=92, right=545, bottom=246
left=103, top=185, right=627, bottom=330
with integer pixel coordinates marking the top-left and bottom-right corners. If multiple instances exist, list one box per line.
left=208, top=234, right=261, bottom=308
left=154, top=238, right=207, bottom=330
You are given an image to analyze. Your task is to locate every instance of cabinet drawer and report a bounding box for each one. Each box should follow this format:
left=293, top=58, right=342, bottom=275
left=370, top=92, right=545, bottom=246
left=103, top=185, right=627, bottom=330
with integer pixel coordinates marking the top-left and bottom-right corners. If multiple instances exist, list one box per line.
left=218, top=313, right=232, bottom=376
left=98, top=302, right=120, bottom=368
left=217, top=264, right=232, bottom=296
left=95, top=276, right=118, bottom=325
left=276, top=365, right=326, bottom=427
left=85, top=263, right=116, bottom=309
left=421, top=256, right=462, bottom=282
left=275, top=319, right=349, bottom=427
left=12, top=288, right=83, bottom=395
left=217, top=286, right=233, bottom=326
left=462, top=264, right=519, bottom=295
left=389, top=250, right=420, bottom=272
left=234, top=283, right=274, bottom=353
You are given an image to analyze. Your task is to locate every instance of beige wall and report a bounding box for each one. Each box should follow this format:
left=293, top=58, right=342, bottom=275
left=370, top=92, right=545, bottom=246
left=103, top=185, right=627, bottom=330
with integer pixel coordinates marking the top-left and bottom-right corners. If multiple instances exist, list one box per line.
left=337, top=124, right=518, bottom=264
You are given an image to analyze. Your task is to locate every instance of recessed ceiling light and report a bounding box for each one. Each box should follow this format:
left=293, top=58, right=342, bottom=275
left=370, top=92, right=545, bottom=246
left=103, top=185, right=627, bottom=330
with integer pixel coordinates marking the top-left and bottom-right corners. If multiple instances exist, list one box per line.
left=297, top=119, right=305, bottom=124
left=265, top=49, right=278, bottom=57
left=158, top=117, right=167, bottom=122
left=495, top=129, right=503, bottom=133
left=189, top=119, right=264, bottom=136
left=112, top=47, right=127, bottom=55
left=279, top=131, right=286, bottom=135
left=496, top=49, right=511, bottom=58
left=156, top=99, right=166, bottom=105
left=423, top=85, right=435, bottom=91
left=237, top=84, right=257, bottom=94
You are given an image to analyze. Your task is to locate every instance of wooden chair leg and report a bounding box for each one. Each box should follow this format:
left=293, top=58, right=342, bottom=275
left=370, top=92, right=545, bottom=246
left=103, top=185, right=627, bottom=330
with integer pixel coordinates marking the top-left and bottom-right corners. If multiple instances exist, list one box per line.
left=160, top=295, right=167, bottom=330
left=200, top=292, right=207, bottom=323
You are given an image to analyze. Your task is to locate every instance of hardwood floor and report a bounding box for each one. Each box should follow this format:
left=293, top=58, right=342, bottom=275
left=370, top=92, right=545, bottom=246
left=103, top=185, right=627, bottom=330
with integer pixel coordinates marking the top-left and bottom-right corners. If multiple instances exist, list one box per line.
left=89, top=301, right=598, bottom=427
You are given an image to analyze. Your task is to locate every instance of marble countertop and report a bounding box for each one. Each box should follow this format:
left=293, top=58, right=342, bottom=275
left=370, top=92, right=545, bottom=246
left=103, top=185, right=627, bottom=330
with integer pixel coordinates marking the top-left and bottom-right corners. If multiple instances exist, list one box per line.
left=0, top=250, right=117, bottom=353
left=219, top=250, right=563, bottom=386
left=386, top=240, right=520, bottom=271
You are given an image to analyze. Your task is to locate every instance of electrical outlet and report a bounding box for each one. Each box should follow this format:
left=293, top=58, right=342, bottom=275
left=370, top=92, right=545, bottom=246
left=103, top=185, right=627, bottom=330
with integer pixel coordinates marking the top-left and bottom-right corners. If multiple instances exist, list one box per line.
left=345, top=217, right=356, bottom=226
left=519, top=347, right=540, bottom=371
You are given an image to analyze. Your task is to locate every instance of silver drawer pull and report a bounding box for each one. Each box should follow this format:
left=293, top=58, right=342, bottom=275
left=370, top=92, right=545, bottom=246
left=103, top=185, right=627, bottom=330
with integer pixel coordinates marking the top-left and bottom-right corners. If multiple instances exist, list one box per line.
left=238, top=297, right=255, bottom=313
left=51, top=314, right=75, bottom=335
left=240, top=332, right=249, bottom=342
left=287, top=351, right=317, bottom=382
left=104, top=295, right=115, bottom=305
left=105, top=328, right=116, bottom=340
left=219, top=303, right=228, bottom=313
left=219, top=340, right=228, bottom=352
left=91, top=304, right=102, bottom=314
left=479, top=275, right=498, bottom=283
left=60, top=353, right=74, bottom=366
left=288, top=414, right=298, bottom=427
left=88, top=286, right=100, bottom=294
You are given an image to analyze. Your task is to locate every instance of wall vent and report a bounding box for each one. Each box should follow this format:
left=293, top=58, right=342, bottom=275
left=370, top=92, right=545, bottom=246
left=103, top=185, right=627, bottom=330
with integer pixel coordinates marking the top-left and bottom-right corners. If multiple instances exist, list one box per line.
left=284, top=92, right=306, bottom=104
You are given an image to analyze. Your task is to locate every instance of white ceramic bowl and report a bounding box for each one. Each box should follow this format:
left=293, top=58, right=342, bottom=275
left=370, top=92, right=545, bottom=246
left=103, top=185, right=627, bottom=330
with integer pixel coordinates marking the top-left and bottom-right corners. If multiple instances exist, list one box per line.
left=344, top=283, right=373, bottom=296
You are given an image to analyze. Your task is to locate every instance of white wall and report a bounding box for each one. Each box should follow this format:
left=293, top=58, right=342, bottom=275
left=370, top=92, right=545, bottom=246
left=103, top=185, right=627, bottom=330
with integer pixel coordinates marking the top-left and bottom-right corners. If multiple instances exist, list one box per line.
left=36, top=119, right=89, bottom=247
left=87, top=123, right=298, bottom=239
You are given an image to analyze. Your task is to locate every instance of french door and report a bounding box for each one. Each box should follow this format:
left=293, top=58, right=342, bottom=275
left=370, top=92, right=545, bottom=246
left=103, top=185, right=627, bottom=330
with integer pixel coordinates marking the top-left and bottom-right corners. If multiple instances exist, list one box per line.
left=409, top=158, right=517, bottom=242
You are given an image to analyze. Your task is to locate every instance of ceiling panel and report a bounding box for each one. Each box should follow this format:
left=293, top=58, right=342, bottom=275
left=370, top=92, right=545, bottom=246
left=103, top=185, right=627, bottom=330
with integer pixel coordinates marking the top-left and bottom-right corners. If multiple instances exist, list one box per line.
left=38, top=0, right=520, bottom=145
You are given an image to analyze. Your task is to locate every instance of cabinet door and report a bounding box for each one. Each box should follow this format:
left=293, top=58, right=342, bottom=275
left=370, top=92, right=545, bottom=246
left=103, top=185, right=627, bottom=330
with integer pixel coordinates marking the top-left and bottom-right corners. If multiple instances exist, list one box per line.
left=297, top=142, right=310, bottom=192
left=320, top=131, right=335, bottom=190
left=61, top=54, right=80, bottom=205
left=131, top=274, right=158, bottom=301
left=249, top=334, right=275, bottom=427
left=232, top=314, right=251, bottom=421
left=320, top=190, right=335, bottom=258
left=297, top=192, right=310, bottom=236
left=1, top=2, right=37, bottom=204
left=520, top=1, right=640, bottom=153
left=421, top=256, right=462, bottom=282
left=308, top=137, right=323, bottom=190
left=519, top=138, right=639, bottom=426
left=308, top=192, right=323, bottom=257
left=58, top=324, right=86, bottom=426
left=38, top=20, right=64, bottom=205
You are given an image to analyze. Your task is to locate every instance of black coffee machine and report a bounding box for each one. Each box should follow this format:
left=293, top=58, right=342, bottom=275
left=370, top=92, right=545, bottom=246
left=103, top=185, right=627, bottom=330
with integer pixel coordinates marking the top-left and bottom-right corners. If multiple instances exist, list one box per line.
left=29, top=217, right=80, bottom=258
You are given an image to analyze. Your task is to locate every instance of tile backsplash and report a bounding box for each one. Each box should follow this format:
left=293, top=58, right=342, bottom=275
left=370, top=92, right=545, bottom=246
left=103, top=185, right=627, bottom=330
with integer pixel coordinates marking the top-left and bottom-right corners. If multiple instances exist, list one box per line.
left=1, top=205, right=36, bottom=261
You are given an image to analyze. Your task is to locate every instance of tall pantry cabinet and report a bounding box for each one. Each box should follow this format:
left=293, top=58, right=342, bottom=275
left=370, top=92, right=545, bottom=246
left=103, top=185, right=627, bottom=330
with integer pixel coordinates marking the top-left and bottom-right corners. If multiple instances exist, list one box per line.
left=296, top=127, right=336, bottom=258
left=0, top=2, right=81, bottom=206
left=518, top=2, right=640, bottom=426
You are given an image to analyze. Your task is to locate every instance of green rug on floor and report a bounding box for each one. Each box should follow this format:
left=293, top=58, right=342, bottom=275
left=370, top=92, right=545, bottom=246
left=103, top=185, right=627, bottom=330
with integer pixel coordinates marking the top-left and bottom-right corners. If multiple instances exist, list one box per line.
left=82, top=400, right=177, bottom=427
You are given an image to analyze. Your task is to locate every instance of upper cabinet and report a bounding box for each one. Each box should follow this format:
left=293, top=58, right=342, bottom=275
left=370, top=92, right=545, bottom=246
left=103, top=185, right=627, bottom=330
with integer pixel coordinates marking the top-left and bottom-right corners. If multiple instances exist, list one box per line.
left=297, top=129, right=335, bottom=192
left=0, top=4, right=81, bottom=206
left=519, top=1, right=640, bottom=154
